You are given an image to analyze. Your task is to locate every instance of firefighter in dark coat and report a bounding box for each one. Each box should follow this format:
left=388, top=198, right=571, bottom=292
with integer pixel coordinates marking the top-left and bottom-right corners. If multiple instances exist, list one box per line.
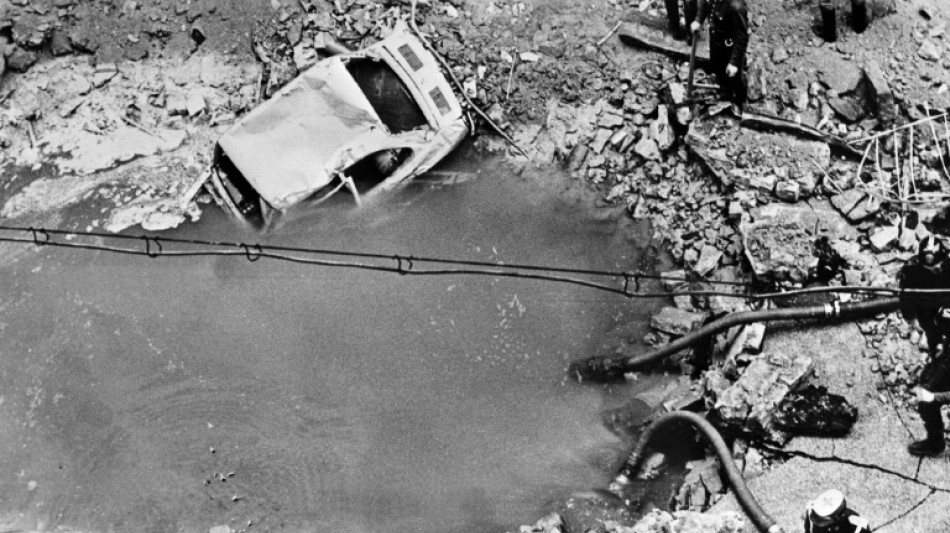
left=804, top=490, right=871, bottom=533
left=689, top=0, right=749, bottom=107
left=898, top=236, right=950, bottom=456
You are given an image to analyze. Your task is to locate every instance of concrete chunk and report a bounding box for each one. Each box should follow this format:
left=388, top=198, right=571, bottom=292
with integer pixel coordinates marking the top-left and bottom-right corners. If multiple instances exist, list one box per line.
left=714, top=351, right=814, bottom=444
left=830, top=188, right=881, bottom=221
left=651, top=307, right=708, bottom=336
left=692, top=245, right=723, bottom=277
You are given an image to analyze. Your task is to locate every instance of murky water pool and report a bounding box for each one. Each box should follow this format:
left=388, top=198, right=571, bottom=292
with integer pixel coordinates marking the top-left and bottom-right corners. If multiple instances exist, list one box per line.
left=0, top=161, right=670, bottom=533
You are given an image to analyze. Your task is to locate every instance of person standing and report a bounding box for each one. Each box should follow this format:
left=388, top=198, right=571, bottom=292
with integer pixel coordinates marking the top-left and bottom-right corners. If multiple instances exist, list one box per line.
left=898, top=236, right=950, bottom=456
left=804, top=489, right=872, bottom=533
left=689, top=0, right=750, bottom=107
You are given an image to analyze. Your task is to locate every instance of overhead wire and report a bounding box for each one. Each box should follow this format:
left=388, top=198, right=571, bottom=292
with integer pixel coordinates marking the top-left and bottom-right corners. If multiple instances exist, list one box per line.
left=2, top=224, right=950, bottom=303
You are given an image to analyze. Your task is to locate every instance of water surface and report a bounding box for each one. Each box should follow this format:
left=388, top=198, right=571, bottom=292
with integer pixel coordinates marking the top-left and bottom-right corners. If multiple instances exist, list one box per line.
left=0, top=162, right=666, bottom=533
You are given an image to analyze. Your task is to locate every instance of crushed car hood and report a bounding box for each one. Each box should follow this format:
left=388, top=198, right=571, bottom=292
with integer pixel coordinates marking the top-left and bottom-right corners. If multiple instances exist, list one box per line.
left=216, top=60, right=384, bottom=210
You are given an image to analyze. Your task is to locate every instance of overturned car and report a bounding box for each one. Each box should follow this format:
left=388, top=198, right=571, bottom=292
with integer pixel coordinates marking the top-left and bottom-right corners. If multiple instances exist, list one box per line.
left=192, top=23, right=469, bottom=229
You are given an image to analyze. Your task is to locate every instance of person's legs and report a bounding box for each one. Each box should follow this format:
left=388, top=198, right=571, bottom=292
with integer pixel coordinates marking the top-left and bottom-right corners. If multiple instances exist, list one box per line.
left=851, top=0, right=869, bottom=33
left=709, top=40, right=734, bottom=102
left=819, top=0, right=837, bottom=42
left=665, top=0, right=683, bottom=39
left=910, top=351, right=950, bottom=455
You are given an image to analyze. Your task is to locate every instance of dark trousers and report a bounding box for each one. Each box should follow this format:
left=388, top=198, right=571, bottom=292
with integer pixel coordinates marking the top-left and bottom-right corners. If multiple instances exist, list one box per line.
left=665, top=0, right=683, bottom=38
left=918, top=341, right=950, bottom=441
left=709, top=38, right=747, bottom=106
left=820, top=0, right=870, bottom=41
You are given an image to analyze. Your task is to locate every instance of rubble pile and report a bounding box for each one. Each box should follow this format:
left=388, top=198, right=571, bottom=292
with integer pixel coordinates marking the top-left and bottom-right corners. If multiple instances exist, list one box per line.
left=518, top=508, right=747, bottom=533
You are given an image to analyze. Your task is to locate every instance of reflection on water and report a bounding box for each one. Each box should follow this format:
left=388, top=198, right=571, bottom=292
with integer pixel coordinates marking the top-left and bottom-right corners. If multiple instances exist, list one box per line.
left=0, top=162, right=667, bottom=533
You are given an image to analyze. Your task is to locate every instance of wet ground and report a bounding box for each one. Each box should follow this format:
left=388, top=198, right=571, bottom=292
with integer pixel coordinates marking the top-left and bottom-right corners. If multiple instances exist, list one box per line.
left=0, top=161, right=674, bottom=533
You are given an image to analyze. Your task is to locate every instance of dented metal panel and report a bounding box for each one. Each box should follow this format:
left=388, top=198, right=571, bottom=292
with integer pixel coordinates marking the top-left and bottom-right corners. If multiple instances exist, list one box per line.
left=204, top=22, right=468, bottom=225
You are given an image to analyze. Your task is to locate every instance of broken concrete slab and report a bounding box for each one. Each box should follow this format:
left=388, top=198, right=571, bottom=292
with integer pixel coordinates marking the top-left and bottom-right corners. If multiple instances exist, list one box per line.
left=868, top=224, right=899, bottom=252
left=739, top=202, right=858, bottom=282
left=828, top=95, right=866, bottom=123
left=52, top=127, right=188, bottom=175
left=692, top=244, right=723, bottom=277
left=713, top=321, right=950, bottom=532
left=713, top=349, right=814, bottom=445
left=651, top=307, right=708, bottom=336
left=830, top=188, right=881, bottom=222
left=816, top=56, right=863, bottom=94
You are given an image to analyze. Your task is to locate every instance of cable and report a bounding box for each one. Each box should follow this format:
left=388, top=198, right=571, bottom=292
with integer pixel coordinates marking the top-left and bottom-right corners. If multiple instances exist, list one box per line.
left=4, top=225, right=950, bottom=303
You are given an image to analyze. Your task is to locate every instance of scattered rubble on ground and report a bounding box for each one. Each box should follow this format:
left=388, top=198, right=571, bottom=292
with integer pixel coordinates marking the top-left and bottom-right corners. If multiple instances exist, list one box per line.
left=3, top=0, right=950, bottom=532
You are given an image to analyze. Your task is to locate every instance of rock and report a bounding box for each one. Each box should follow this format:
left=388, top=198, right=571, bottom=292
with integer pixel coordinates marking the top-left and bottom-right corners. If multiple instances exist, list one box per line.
left=50, top=28, right=72, bottom=56
left=519, top=51, right=539, bottom=62
left=564, top=144, right=588, bottom=170
left=918, top=39, right=942, bottom=62
left=714, top=351, right=815, bottom=444
left=793, top=91, right=809, bottom=111
left=740, top=202, right=857, bottom=282
left=6, top=47, right=37, bottom=72
left=868, top=224, right=899, bottom=252
left=166, top=93, right=189, bottom=116
left=744, top=323, right=765, bottom=353
left=634, top=137, right=661, bottom=160
left=771, top=47, right=789, bottom=64
left=775, top=180, right=800, bottom=202
left=650, top=106, right=675, bottom=151
left=69, top=27, right=100, bottom=53
left=693, top=245, right=723, bottom=276
left=747, top=173, right=776, bottom=193
left=598, top=109, right=624, bottom=129
left=626, top=509, right=746, bottom=533
left=651, top=307, right=708, bottom=336
left=186, top=92, right=206, bottom=117
left=830, top=188, right=880, bottom=222
left=863, top=61, right=896, bottom=127
left=828, top=95, right=866, bottom=123
left=817, top=57, right=863, bottom=94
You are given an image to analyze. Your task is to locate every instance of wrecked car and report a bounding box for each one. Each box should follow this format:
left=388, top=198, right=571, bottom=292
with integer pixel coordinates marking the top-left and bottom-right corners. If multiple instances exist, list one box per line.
left=192, top=23, right=469, bottom=229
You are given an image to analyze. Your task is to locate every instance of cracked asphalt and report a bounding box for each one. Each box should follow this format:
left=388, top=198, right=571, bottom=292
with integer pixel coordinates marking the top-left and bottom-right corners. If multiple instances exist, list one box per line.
left=711, top=321, right=950, bottom=532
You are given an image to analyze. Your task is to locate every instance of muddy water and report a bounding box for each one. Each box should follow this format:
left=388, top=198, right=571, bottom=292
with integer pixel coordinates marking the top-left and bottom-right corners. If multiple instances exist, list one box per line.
left=0, top=162, right=669, bottom=533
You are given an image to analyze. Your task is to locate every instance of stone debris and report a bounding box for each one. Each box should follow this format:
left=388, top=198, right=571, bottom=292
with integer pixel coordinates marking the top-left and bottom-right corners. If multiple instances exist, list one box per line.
left=651, top=307, right=708, bottom=337
left=713, top=350, right=815, bottom=444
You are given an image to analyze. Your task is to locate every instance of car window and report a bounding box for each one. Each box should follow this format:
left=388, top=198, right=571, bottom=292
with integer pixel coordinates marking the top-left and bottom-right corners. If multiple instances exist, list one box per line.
left=346, top=148, right=414, bottom=193
left=345, top=58, right=429, bottom=134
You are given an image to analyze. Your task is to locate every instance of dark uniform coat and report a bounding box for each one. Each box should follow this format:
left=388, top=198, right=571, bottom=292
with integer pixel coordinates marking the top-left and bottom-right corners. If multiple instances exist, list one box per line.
left=695, top=0, right=749, bottom=105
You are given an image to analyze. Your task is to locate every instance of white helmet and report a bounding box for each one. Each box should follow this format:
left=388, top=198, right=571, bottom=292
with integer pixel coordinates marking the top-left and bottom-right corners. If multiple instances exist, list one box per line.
left=810, top=489, right=845, bottom=522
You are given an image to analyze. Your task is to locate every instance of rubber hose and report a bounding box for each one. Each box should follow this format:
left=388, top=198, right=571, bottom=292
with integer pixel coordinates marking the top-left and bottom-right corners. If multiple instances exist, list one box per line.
left=613, top=411, right=785, bottom=533
left=570, top=297, right=899, bottom=381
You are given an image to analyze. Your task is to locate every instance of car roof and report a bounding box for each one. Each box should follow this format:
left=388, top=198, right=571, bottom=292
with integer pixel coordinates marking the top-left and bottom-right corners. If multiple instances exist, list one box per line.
left=216, top=59, right=386, bottom=210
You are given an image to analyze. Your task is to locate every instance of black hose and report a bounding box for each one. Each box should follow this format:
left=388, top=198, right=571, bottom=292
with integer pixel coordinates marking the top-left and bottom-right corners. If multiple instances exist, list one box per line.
left=613, top=411, right=785, bottom=533
left=571, top=297, right=899, bottom=381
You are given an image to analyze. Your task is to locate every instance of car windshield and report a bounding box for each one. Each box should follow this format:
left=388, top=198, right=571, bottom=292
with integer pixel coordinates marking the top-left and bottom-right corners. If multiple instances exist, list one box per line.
left=346, top=58, right=429, bottom=134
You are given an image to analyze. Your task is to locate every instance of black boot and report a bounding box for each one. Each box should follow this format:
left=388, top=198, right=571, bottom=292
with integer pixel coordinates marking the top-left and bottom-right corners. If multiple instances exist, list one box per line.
left=908, top=437, right=945, bottom=456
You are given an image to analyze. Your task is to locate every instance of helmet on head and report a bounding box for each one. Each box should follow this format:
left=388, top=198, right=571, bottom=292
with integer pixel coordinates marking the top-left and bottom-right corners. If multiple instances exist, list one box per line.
left=809, top=489, right=846, bottom=525
left=918, top=236, right=945, bottom=266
